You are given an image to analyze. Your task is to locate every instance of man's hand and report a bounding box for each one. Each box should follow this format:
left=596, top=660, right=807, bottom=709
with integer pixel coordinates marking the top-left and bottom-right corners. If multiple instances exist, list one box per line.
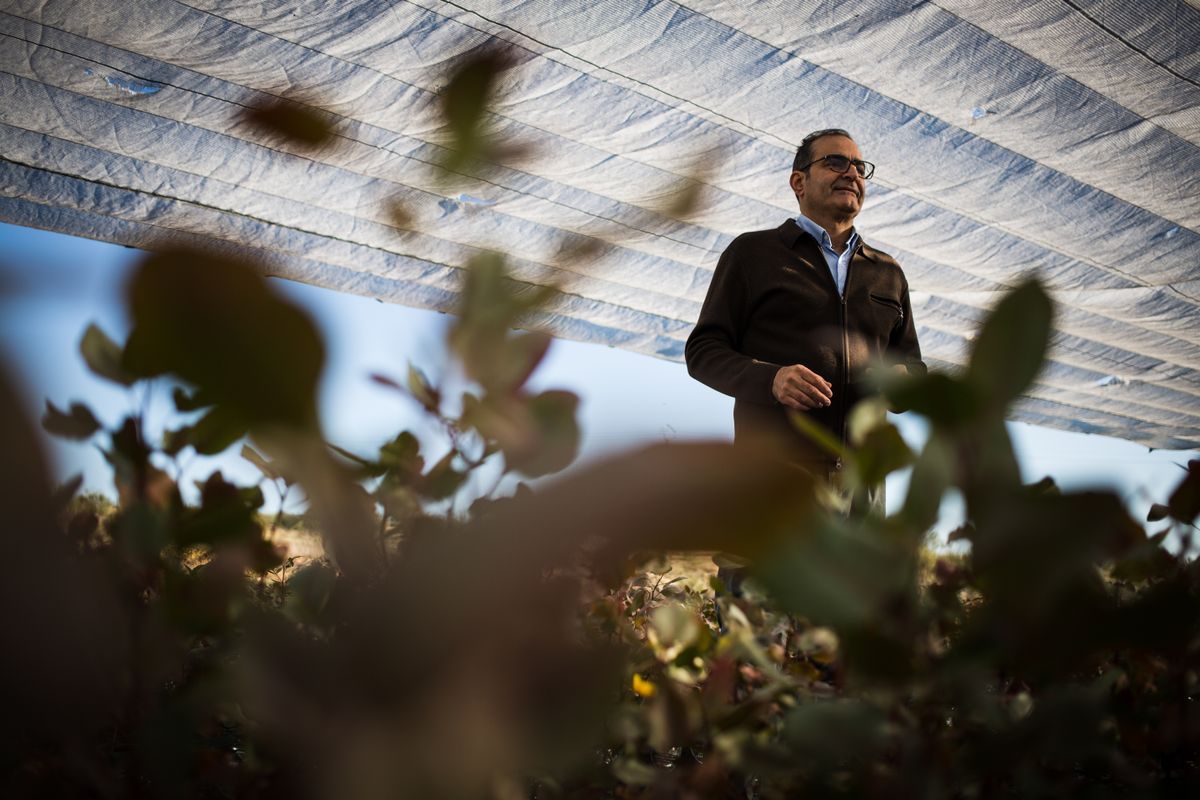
left=772, top=365, right=833, bottom=409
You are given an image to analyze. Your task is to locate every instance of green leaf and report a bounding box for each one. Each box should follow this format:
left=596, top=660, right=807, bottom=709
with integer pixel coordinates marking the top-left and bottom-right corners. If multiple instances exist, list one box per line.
left=847, top=395, right=889, bottom=447
left=1025, top=476, right=1060, bottom=497
left=175, top=471, right=265, bottom=550
left=712, top=552, right=749, bottom=570
left=649, top=604, right=710, bottom=661
left=491, top=331, right=551, bottom=394
left=900, top=432, right=953, bottom=532
left=852, top=422, right=915, bottom=488
left=109, top=503, right=171, bottom=567
left=162, top=565, right=241, bottom=635
left=42, top=400, right=100, bottom=440
left=191, top=406, right=250, bottom=455
left=1166, top=459, right=1200, bottom=524
left=378, top=484, right=420, bottom=521
left=79, top=323, right=136, bottom=386
left=461, top=391, right=528, bottom=459
left=241, top=443, right=282, bottom=481
left=449, top=252, right=559, bottom=391
left=971, top=491, right=1141, bottom=615
left=1111, top=539, right=1177, bottom=583
left=122, top=248, right=324, bottom=432
left=644, top=556, right=672, bottom=576
left=285, top=562, right=338, bottom=624
left=946, top=522, right=975, bottom=543
left=786, top=408, right=845, bottom=459
left=611, top=757, right=658, bottom=787
left=104, top=417, right=152, bottom=498
left=885, top=372, right=981, bottom=429
left=782, top=699, right=890, bottom=764
left=328, top=442, right=388, bottom=478
left=160, top=426, right=190, bottom=457
left=754, top=515, right=908, bottom=631
left=379, top=431, right=424, bottom=482
left=420, top=451, right=468, bottom=501
left=960, top=418, right=1023, bottom=509
left=172, top=385, right=213, bottom=412
left=508, top=390, right=581, bottom=478
left=406, top=364, right=441, bottom=413
left=439, top=50, right=513, bottom=172
left=167, top=406, right=248, bottom=456
left=967, top=279, right=1053, bottom=411
left=661, top=162, right=717, bottom=220
left=646, top=684, right=695, bottom=754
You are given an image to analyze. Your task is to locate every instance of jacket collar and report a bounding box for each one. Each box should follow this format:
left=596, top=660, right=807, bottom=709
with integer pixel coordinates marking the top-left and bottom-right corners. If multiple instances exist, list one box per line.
left=776, top=218, right=878, bottom=262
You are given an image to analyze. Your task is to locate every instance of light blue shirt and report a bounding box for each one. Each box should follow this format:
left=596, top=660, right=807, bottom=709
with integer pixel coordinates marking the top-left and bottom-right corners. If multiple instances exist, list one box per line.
left=794, top=213, right=859, bottom=296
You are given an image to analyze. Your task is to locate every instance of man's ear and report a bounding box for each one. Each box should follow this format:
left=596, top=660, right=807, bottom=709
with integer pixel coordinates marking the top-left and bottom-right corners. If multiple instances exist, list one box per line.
left=789, top=170, right=806, bottom=204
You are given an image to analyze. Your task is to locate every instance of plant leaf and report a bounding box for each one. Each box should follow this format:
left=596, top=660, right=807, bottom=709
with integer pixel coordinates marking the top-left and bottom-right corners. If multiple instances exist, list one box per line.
left=1166, top=459, right=1200, bottom=524
left=241, top=443, right=282, bottom=481
left=49, top=474, right=84, bottom=511
left=967, top=278, right=1053, bottom=411
left=439, top=50, right=514, bottom=173
left=122, top=248, right=324, bottom=432
left=243, top=99, right=334, bottom=148
left=285, top=562, right=338, bottom=624
left=786, top=408, right=845, bottom=459
left=901, top=432, right=953, bottom=532
left=406, top=364, right=441, bottom=413
left=42, top=401, right=101, bottom=440
left=885, top=372, right=981, bottom=429
left=420, top=451, right=468, bottom=501
left=507, top=390, right=580, bottom=478
left=79, top=324, right=136, bottom=386
left=168, top=406, right=248, bottom=456
left=172, top=385, right=213, bottom=412
left=379, top=431, right=425, bottom=484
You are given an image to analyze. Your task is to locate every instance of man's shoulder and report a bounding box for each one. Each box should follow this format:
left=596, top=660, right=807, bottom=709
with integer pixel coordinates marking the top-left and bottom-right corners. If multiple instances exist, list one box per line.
left=723, top=219, right=802, bottom=253
left=859, top=240, right=904, bottom=271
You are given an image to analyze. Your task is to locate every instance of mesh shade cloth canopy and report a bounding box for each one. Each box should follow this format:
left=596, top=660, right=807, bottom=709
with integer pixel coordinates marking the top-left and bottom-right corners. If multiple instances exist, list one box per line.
left=2, top=0, right=1199, bottom=448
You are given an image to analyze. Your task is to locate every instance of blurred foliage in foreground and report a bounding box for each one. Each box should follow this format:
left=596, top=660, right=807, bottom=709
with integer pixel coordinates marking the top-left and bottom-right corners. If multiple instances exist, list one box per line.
left=3, top=240, right=1198, bottom=799
left=5, top=52, right=1199, bottom=799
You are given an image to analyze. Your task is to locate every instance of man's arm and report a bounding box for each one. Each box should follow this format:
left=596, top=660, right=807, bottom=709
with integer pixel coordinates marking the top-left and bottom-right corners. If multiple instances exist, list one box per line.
left=891, top=276, right=926, bottom=377
left=685, top=240, right=832, bottom=409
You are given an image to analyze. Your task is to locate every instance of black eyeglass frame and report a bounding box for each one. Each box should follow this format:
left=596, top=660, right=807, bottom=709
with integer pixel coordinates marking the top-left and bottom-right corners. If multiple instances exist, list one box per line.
left=795, top=154, right=875, bottom=180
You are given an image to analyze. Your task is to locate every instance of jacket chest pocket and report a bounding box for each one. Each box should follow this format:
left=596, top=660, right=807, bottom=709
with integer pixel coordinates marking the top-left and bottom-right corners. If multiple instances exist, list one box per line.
left=868, top=292, right=904, bottom=333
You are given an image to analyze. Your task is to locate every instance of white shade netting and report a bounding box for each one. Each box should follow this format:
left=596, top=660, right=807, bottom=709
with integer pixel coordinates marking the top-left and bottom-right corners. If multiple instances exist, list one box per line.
left=2, top=0, right=1198, bottom=448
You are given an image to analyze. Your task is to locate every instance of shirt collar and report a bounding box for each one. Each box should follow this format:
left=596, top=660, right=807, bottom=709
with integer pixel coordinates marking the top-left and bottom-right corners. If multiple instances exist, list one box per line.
left=794, top=212, right=859, bottom=252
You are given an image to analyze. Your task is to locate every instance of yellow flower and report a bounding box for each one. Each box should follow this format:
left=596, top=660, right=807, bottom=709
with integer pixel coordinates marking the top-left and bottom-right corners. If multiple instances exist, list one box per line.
left=631, top=673, right=657, bottom=698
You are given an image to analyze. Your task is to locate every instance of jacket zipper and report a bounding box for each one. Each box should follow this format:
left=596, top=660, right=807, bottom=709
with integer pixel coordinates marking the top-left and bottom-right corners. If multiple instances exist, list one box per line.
left=835, top=246, right=856, bottom=469
left=838, top=291, right=849, bottom=462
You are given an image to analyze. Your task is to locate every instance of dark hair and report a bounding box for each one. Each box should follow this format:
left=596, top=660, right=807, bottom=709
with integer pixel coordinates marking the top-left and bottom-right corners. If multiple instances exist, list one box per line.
left=793, top=128, right=854, bottom=172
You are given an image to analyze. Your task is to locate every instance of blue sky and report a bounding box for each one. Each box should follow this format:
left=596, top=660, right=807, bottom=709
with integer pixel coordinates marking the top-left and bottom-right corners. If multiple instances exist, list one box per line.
left=1, top=221, right=1194, bottom=538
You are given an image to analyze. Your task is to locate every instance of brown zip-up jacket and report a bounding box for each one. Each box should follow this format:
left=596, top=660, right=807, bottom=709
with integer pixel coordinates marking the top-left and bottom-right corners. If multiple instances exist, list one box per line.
left=685, top=218, right=925, bottom=464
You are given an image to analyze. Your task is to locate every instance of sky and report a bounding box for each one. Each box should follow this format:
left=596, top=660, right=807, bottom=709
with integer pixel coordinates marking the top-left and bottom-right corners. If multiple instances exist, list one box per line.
left=1, top=221, right=1195, bottom=541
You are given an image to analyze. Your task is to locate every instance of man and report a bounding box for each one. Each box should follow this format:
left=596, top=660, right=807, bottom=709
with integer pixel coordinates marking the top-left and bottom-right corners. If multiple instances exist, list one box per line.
left=685, top=129, right=925, bottom=472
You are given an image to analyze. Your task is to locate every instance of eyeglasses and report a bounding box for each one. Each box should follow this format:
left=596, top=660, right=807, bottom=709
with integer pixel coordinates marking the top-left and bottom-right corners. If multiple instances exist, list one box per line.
left=795, top=154, right=875, bottom=180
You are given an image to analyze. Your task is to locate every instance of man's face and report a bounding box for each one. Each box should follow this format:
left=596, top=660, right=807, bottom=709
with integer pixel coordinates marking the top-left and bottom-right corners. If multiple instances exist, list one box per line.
left=790, top=135, right=866, bottom=221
